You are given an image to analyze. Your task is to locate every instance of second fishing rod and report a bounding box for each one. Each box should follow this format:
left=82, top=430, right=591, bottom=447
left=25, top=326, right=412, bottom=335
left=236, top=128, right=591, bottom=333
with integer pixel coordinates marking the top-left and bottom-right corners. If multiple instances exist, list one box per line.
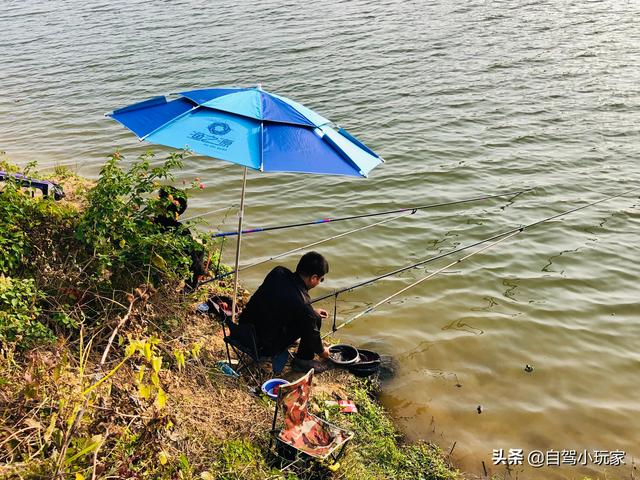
left=198, top=187, right=534, bottom=286
left=211, top=187, right=533, bottom=238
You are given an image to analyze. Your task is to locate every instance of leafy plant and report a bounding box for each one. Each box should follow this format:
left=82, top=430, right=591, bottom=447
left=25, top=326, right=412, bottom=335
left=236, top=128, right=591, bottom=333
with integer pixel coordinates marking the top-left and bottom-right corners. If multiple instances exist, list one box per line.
left=0, top=276, right=52, bottom=345
left=75, top=150, right=198, bottom=287
left=126, top=335, right=168, bottom=408
left=0, top=161, right=73, bottom=276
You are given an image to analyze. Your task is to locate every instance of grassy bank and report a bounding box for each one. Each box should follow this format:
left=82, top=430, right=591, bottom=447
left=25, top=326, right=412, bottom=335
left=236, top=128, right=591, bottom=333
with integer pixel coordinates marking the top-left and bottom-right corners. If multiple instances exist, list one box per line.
left=0, top=152, right=459, bottom=480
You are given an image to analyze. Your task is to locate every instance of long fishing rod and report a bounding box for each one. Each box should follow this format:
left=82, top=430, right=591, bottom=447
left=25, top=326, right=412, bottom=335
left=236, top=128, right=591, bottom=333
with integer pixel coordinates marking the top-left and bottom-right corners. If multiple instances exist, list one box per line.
left=199, top=211, right=415, bottom=285
left=199, top=187, right=530, bottom=286
left=313, top=186, right=640, bottom=305
left=322, top=230, right=521, bottom=339
left=211, top=188, right=533, bottom=238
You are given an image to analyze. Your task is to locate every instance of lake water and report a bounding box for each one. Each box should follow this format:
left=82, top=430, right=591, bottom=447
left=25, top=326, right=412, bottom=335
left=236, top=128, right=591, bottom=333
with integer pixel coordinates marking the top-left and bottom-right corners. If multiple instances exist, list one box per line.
left=1, top=1, right=639, bottom=478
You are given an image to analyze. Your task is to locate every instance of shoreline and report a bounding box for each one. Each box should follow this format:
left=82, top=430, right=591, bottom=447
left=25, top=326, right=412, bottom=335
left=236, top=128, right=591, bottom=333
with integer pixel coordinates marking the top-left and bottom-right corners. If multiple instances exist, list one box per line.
left=0, top=156, right=460, bottom=479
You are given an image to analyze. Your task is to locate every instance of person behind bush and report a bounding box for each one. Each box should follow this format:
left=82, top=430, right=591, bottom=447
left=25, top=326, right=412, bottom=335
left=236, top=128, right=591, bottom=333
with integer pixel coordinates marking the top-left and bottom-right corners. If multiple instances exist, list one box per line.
left=154, top=186, right=206, bottom=290
left=239, top=251, right=331, bottom=373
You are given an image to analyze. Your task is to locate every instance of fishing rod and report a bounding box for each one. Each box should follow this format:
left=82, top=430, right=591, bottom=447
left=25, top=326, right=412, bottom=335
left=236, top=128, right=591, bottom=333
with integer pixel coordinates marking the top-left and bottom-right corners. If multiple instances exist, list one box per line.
left=313, top=186, right=640, bottom=306
left=199, top=211, right=415, bottom=285
left=322, top=230, right=521, bottom=339
left=198, top=187, right=531, bottom=286
left=211, top=188, right=534, bottom=238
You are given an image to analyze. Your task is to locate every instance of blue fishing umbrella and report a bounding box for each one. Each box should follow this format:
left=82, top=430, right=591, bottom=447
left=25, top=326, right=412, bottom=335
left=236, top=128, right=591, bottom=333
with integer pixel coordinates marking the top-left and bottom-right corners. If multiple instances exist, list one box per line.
left=108, top=86, right=382, bottom=177
left=107, top=85, right=383, bottom=319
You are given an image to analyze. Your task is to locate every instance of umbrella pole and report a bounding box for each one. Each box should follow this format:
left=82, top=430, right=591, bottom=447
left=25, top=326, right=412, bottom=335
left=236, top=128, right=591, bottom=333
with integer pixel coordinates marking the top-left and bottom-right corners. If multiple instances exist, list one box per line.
left=231, top=167, right=248, bottom=324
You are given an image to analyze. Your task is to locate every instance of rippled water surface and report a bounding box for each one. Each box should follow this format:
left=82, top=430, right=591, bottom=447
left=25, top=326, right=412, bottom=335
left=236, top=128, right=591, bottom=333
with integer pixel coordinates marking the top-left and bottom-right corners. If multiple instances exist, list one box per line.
left=1, top=1, right=639, bottom=478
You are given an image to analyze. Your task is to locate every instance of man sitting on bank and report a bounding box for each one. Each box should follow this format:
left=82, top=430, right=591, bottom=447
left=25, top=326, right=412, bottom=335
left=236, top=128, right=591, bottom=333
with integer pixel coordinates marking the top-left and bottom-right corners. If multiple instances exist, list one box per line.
left=239, top=251, right=331, bottom=373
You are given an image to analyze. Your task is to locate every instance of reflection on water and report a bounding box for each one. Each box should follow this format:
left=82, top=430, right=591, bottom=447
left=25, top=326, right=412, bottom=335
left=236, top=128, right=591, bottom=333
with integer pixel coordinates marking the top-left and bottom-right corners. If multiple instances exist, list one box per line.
left=442, top=319, right=484, bottom=336
left=1, top=0, right=639, bottom=478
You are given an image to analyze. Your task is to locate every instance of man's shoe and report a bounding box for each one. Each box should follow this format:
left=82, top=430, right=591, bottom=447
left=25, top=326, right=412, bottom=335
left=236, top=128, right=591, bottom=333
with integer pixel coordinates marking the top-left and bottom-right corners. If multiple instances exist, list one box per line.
left=292, top=357, right=332, bottom=374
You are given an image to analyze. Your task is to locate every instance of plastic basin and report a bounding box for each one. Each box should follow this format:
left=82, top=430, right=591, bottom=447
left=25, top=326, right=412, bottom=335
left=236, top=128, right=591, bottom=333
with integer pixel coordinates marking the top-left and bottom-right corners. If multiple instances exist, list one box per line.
left=261, top=378, right=288, bottom=400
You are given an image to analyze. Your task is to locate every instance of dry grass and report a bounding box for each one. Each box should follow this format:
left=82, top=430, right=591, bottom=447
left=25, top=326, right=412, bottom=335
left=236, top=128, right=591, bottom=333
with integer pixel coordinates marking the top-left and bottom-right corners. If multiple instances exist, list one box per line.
left=0, top=279, right=459, bottom=480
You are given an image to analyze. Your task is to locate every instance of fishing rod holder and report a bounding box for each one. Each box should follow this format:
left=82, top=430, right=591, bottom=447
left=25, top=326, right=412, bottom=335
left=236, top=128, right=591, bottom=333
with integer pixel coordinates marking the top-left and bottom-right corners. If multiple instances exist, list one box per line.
left=331, top=293, right=339, bottom=332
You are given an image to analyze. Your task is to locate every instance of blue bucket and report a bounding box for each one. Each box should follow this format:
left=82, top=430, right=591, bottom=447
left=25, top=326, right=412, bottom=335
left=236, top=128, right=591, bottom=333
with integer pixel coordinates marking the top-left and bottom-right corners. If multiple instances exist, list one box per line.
left=261, top=378, right=288, bottom=400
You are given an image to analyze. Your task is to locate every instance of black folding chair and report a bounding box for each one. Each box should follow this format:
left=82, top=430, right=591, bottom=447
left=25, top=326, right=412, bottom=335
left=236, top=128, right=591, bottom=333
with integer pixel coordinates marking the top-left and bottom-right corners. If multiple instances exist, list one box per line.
left=222, top=319, right=276, bottom=382
left=207, top=296, right=284, bottom=383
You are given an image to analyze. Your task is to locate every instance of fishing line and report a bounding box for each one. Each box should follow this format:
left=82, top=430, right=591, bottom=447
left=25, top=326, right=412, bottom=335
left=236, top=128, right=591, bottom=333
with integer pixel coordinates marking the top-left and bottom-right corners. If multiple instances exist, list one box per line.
left=211, top=188, right=533, bottom=238
left=182, top=204, right=238, bottom=222
left=322, top=231, right=520, bottom=338
left=313, top=186, right=640, bottom=304
left=199, top=211, right=414, bottom=285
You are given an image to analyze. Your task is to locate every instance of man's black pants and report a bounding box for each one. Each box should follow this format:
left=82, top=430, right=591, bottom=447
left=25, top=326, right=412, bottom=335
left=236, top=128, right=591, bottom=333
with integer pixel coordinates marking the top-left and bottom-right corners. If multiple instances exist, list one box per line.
left=282, top=316, right=322, bottom=361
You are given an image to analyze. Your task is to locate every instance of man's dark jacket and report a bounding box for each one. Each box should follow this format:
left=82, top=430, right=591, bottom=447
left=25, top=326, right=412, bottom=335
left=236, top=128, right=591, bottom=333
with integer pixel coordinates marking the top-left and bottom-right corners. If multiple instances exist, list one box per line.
left=239, top=266, right=323, bottom=359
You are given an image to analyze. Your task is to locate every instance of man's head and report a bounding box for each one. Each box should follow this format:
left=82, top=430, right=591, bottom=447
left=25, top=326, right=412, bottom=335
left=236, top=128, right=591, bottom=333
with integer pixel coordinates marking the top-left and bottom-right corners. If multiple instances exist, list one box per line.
left=296, top=251, right=329, bottom=290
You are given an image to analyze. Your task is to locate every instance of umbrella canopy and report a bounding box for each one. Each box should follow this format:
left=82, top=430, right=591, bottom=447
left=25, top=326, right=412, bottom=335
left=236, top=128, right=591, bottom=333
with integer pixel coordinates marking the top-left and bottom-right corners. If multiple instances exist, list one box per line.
left=108, top=86, right=383, bottom=177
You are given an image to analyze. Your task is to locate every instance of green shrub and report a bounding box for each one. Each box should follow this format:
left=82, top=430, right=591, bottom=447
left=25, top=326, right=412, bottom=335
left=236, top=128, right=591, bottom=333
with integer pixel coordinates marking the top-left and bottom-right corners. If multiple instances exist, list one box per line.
left=0, top=276, right=53, bottom=345
left=0, top=162, right=35, bottom=275
left=0, top=152, right=216, bottom=347
left=75, top=150, right=201, bottom=287
left=0, top=161, right=75, bottom=276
